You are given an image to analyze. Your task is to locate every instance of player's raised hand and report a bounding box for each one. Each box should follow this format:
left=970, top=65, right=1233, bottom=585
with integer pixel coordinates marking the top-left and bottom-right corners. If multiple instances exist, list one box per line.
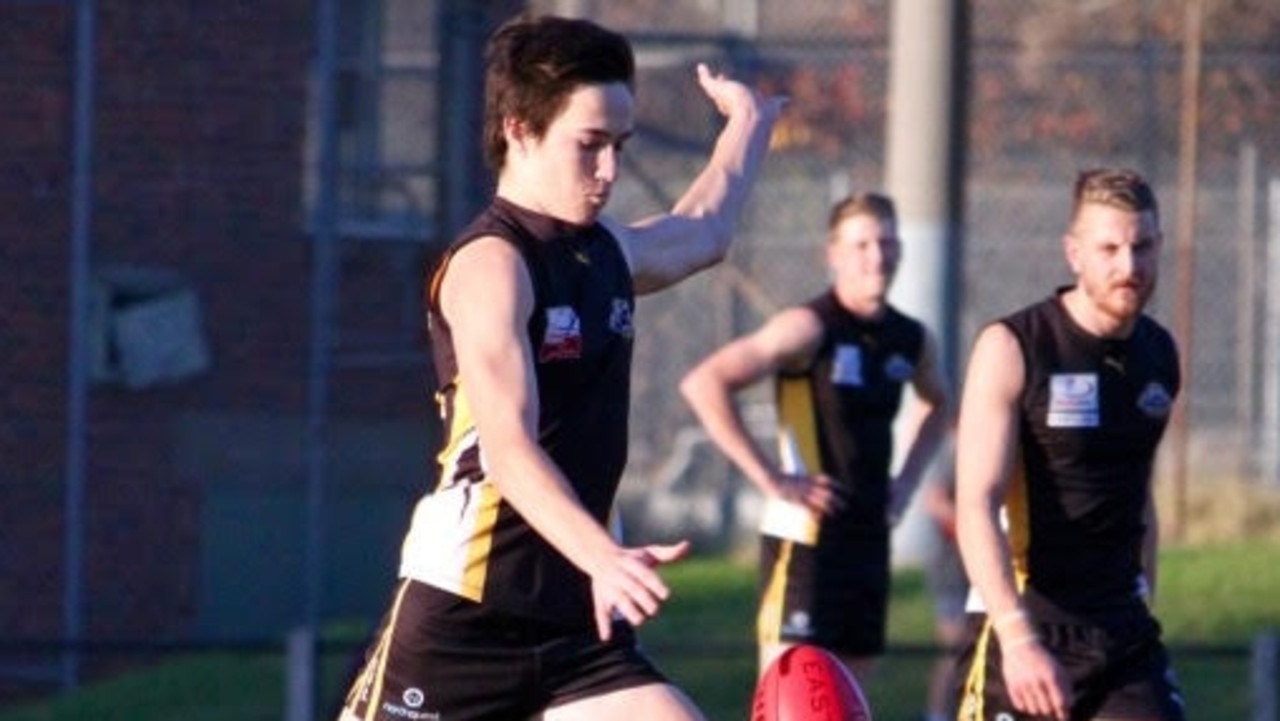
left=694, top=62, right=787, bottom=123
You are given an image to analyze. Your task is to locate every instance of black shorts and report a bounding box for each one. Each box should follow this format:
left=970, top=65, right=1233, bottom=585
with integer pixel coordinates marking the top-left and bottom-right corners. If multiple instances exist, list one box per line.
left=756, top=533, right=890, bottom=657
left=340, top=580, right=669, bottom=721
left=953, top=598, right=1186, bottom=720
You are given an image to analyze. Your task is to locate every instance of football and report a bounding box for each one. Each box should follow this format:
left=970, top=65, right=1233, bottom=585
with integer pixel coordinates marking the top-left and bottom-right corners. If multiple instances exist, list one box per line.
left=751, top=645, right=873, bottom=721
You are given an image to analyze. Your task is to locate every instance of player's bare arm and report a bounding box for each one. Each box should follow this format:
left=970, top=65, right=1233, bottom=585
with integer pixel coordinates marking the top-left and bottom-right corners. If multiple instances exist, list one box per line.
left=616, top=64, right=785, bottom=295
left=955, top=322, right=1071, bottom=720
left=887, top=329, right=953, bottom=524
left=955, top=324, right=1024, bottom=621
left=679, top=307, right=835, bottom=515
left=440, top=236, right=681, bottom=641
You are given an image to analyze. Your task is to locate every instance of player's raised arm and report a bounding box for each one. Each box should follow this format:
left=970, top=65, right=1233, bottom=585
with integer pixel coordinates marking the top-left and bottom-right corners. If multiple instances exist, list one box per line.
left=613, top=64, right=785, bottom=295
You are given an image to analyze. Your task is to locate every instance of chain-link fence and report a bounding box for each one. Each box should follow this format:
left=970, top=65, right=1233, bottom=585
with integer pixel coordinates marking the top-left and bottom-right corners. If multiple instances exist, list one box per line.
left=560, top=0, right=1280, bottom=549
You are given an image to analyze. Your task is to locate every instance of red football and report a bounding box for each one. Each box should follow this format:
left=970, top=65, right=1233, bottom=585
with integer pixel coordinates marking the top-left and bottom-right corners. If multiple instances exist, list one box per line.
left=751, top=645, right=873, bottom=721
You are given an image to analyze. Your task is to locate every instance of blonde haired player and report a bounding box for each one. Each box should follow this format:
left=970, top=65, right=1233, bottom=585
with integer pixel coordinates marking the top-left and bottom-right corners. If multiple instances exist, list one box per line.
left=953, top=168, right=1185, bottom=721
left=680, top=193, right=951, bottom=686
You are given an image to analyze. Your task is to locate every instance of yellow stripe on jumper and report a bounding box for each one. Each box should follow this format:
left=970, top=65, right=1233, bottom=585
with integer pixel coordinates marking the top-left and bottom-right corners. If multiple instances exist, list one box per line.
left=757, top=540, right=795, bottom=646
left=1006, top=450, right=1031, bottom=592
left=776, top=375, right=822, bottom=472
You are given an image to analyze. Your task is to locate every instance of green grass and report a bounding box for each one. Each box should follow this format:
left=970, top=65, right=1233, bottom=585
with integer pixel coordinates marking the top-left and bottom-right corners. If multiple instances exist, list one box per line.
left=645, top=542, right=1280, bottom=720
left=1, top=542, right=1276, bottom=720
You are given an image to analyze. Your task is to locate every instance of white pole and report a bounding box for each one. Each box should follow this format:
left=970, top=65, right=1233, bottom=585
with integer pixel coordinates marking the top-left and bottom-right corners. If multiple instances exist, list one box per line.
left=885, top=0, right=963, bottom=365
left=1235, top=144, right=1257, bottom=477
left=884, top=0, right=967, bottom=564
left=1264, top=180, right=1280, bottom=488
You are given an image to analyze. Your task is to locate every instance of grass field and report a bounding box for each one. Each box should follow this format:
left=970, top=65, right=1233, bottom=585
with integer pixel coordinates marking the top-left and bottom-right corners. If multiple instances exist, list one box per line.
left=643, top=541, right=1280, bottom=720
left=0, top=541, right=1276, bottom=720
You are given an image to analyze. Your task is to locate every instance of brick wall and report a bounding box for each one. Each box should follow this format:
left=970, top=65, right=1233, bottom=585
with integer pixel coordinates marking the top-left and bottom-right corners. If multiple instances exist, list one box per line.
left=0, top=1, right=432, bottom=648
left=1, top=4, right=78, bottom=640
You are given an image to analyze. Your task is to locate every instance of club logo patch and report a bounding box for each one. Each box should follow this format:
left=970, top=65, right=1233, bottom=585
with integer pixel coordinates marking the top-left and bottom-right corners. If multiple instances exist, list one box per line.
left=883, top=353, right=915, bottom=382
left=608, top=298, right=634, bottom=338
left=1136, top=382, right=1173, bottom=418
left=1047, top=373, right=1099, bottom=428
left=538, top=306, right=582, bottom=361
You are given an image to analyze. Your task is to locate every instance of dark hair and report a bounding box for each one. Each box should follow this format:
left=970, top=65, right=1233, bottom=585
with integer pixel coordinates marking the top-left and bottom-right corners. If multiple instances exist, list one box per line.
left=827, top=192, right=897, bottom=235
left=483, top=14, right=635, bottom=171
left=1071, top=168, right=1159, bottom=220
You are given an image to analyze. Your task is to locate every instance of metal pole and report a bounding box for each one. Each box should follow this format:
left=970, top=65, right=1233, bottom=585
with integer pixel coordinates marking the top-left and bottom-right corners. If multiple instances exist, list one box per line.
left=884, top=0, right=968, bottom=564
left=1140, top=0, right=1161, bottom=178
left=1265, top=180, right=1280, bottom=489
left=284, top=627, right=318, bottom=721
left=1235, top=143, right=1258, bottom=479
left=62, top=0, right=96, bottom=692
left=1252, top=631, right=1279, bottom=721
left=551, top=0, right=595, bottom=17
left=721, top=0, right=759, bottom=36
left=885, top=0, right=967, bottom=383
left=437, top=0, right=520, bottom=242
left=437, top=2, right=482, bottom=240
left=1168, top=0, right=1203, bottom=541
left=296, top=0, right=342, bottom=715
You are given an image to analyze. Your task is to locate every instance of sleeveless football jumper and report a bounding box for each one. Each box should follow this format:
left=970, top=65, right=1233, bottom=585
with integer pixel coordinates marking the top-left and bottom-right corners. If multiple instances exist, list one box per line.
left=998, top=291, right=1179, bottom=612
left=955, top=290, right=1185, bottom=721
left=758, top=292, right=925, bottom=655
left=403, top=195, right=636, bottom=627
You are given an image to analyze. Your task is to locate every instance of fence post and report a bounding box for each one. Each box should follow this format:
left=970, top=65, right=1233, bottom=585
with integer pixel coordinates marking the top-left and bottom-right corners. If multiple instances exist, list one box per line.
left=285, top=626, right=317, bottom=721
left=1253, top=631, right=1278, bottom=721
left=1265, top=180, right=1280, bottom=488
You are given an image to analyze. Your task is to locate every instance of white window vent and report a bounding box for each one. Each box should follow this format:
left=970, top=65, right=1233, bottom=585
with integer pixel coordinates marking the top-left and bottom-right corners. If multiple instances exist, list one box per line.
left=89, top=265, right=211, bottom=389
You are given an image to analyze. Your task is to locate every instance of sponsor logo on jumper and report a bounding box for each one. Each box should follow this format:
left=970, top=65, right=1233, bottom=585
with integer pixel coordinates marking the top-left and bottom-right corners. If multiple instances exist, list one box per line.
left=608, top=298, right=634, bottom=338
left=1047, top=373, right=1099, bottom=427
left=404, top=688, right=425, bottom=709
left=539, top=306, right=583, bottom=361
left=381, top=699, right=440, bottom=720
left=831, top=344, right=864, bottom=386
left=783, top=610, right=813, bottom=637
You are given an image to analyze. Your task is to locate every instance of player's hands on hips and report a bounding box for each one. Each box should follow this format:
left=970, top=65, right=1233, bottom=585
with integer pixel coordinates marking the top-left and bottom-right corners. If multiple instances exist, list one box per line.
left=1001, top=638, right=1072, bottom=720
left=694, top=63, right=786, bottom=124
left=590, top=540, right=691, bottom=641
left=773, top=472, right=839, bottom=516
